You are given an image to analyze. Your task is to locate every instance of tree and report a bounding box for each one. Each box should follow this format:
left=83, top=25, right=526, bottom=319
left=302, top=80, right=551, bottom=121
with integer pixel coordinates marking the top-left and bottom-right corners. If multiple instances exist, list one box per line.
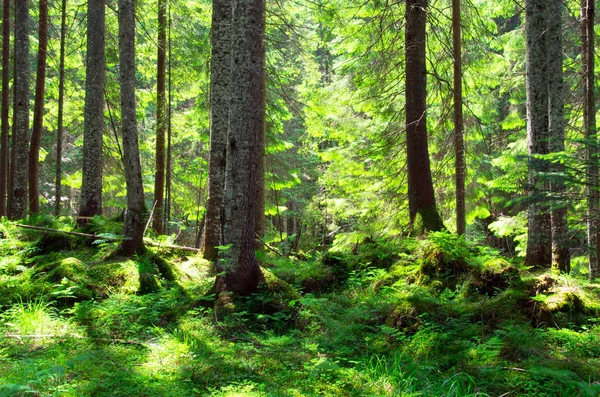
left=119, top=0, right=145, bottom=255
left=11, top=0, right=30, bottom=220
left=581, top=0, right=598, bottom=279
left=453, top=0, right=465, bottom=235
left=54, top=0, right=67, bottom=216
left=202, top=0, right=232, bottom=261
left=547, top=0, right=569, bottom=272
left=28, top=0, right=48, bottom=214
left=78, top=0, right=106, bottom=226
left=524, top=0, right=551, bottom=267
left=216, top=0, right=265, bottom=295
left=0, top=0, right=9, bottom=217
left=153, top=0, right=167, bottom=234
left=405, top=0, right=444, bottom=233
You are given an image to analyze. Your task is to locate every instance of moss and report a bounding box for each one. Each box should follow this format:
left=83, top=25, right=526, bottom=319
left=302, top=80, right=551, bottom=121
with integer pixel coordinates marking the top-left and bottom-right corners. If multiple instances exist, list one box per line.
left=412, top=206, right=445, bottom=235
left=34, top=257, right=86, bottom=283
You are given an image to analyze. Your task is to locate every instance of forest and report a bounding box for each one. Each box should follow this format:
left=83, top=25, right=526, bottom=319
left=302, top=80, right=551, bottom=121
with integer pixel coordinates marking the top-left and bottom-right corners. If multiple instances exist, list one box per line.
left=1, top=0, right=600, bottom=395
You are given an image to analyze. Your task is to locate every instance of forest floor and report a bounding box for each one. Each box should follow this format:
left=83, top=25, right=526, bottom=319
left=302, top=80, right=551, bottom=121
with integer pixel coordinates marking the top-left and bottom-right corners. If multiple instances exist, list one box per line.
left=1, top=216, right=600, bottom=397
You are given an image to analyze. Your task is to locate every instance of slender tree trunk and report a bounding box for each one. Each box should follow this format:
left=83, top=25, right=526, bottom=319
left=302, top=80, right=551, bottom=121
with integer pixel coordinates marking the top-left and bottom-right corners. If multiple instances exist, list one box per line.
left=524, top=0, right=552, bottom=268
left=202, top=0, right=232, bottom=261
left=547, top=0, right=569, bottom=272
left=405, top=0, right=444, bottom=233
left=0, top=0, right=9, bottom=217
left=153, top=0, right=167, bottom=235
left=582, top=0, right=598, bottom=279
left=11, top=0, right=30, bottom=220
left=217, top=0, right=265, bottom=296
left=78, top=0, right=105, bottom=226
left=28, top=0, right=48, bottom=214
left=165, top=8, right=172, bottom=232
left=453, top=0, right=465, bottom=235
left=54, top=0, right=67, bottom=216
left=119, top=0, right=145, bottom=255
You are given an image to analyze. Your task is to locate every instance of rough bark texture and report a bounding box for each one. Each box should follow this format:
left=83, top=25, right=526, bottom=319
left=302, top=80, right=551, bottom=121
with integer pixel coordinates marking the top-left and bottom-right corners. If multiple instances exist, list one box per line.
left=255, top=0, right=266, bottom=246
left=218, top=0, right=264, bottom=296
left=0, top=0, right=9, bottom=217
left=54, top=0, right=66, bottom=216
left=28, top=0, right=48, bottom=214
left=119, top=0, right=145, bottom=255
left=453, top=0, right=465, bottom=235
left=405, top=0, right=444, bottom=233
left=581, top=0, right=599, bottom=279
left=153, top=0, right=167, bottom=235
left=78, top=0, right=106, bottom=226
left=11, top=0, right=30, bottom=220
left=202, top=0, right=232, bottom=261
left=547, top=0, right=570, bottom=272
left=524, top=0, right=552, bottom=268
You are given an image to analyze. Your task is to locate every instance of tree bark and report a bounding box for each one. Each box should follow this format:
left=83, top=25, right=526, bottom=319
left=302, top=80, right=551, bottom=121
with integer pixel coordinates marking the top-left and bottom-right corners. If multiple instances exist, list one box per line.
left=11, top=0, right=30, bottom=220
left=28, top=0, right=48, bottom=214
left=581, top=0, right=598, bottom=279
left=547, top=0, right=569, bottom=272
left=119, top=0, right=145, bottom=255
left=453, top=0, right=465, bottom=236
left=524, top=0, right=552, bottom=268
left=217, top=0, right=265, bottom=296
left=78, top=0, right=106, bottom=226
left=202, top=0, right=232, bottom=261
left=153, top=0, right=167, bottom=235
left=255, top=0, right=266, bottom=246
left=405, top=0, right=444, bottom=234
left=0, top=0, right=9, bottom=217
left=54, top=0, right=67, bottom=216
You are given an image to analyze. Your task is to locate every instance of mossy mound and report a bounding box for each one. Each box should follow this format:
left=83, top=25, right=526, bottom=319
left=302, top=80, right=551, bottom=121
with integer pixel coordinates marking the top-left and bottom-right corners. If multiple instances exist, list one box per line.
left=28, top=233, right=78, bottom=256
left=34, top=257, right=86, bottom=283
left=32, top=257, right=94, bottom=301
left=463, top=260, right=521, bottom=297
left=87, top=260, right=140, bottom=296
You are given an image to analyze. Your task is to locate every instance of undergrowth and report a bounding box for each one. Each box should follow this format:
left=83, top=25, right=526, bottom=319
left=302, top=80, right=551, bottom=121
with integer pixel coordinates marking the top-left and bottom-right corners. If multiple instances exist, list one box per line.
left=1, top=222, right=599, bottom=396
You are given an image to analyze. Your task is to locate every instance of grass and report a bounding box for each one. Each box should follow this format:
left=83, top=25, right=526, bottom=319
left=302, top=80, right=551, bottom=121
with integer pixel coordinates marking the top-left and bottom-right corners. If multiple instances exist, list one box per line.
left=1, top=223, right=600, bottom=396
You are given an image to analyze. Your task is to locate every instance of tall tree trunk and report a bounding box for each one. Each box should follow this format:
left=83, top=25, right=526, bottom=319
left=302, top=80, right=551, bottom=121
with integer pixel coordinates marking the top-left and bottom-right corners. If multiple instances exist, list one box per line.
left=11, top=0, right=30, bottom=220
left=405, top=0, right=444, bottom=234
left=582, top=0, right=598, bottom=279
left=0, top=0, right=9, bottom=217
left=54, top=0, right=67, bottom=216
left=453, top=0, right=465, bottom=235
left=453, top=0, right=465, bottom=236
left=119, top=0, right=145, bottom=255
left=28, top=0, right=48, bottom=214
left=202, top=0, right=232, bottom=261
left=165, top=7, right=172, bottom=232
left=524, top=0, right=552, bottom=268
left=78, top=0, right=105, bottom=226
left=255, top=0, right=266, bottom=246
left=153, top=0, right=167, bottom=235
left=547, top=0, right=569, bottom=272
left=217, top=0, right=265, bottom=296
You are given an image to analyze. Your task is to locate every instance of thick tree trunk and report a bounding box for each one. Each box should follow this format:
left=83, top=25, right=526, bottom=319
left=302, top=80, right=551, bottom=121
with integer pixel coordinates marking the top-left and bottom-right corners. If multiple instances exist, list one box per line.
left=0, top=0, right=9, bottom=217
left=78, top=0, right=106, bottom=226
left=153, top=0, right=167, bottom=235
left=54, top=0, right=67, bottom=216
left=218, top=0, right=265, bottom=296
left=524, top=0, right=552, bottom=268
left=28, top=0, right=48, bottom=214
left=547, top=0, right=570, bottom=272
left=11, top=0, right=30, bottom=220
left=202, top=0, right=232, bottom=261
left=119, top=0, right=145, bottom=255
left=405, top=0, right=444, bottom=234
left=582, top=0, right=599, bottom=279
left=453, top=0, right=465, bottom=235
left=255, top=0, right=266, bottom=246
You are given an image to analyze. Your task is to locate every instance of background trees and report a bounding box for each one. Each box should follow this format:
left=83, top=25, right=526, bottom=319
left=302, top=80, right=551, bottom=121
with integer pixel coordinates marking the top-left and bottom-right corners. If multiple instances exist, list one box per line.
left=0, top=0, right=597, bottom=277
